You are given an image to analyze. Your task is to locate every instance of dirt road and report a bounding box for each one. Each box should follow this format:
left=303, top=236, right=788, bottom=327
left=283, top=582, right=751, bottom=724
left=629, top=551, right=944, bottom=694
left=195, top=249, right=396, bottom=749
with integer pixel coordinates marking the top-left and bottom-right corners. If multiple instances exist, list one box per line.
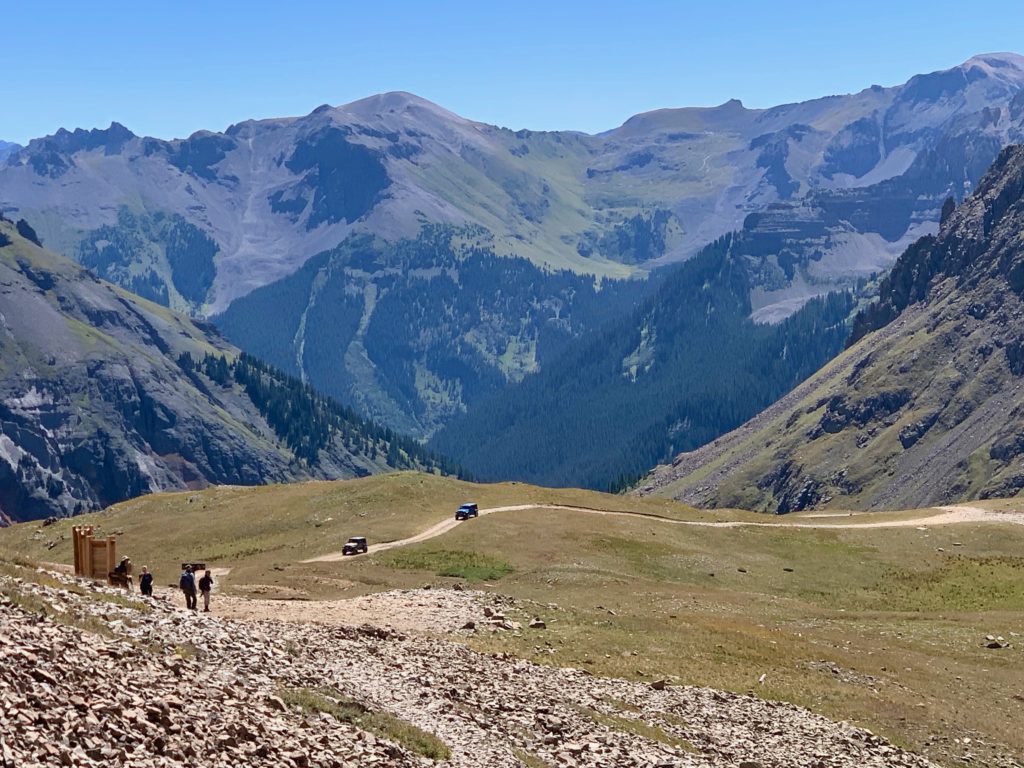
left=302, top=503, right=1024, bottom=563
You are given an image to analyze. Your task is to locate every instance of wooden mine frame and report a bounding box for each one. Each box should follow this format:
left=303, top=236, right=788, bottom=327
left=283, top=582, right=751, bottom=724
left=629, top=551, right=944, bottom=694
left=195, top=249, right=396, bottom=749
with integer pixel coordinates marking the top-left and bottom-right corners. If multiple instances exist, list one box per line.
left=71, top=526, right=118, bottom=583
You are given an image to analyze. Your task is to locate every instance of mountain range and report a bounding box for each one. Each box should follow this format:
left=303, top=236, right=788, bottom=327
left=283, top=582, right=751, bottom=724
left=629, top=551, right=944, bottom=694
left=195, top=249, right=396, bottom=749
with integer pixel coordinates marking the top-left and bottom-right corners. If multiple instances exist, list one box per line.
left=2, top=53, right=1024, bottom=492
left=639, top=144, right=1024, bottom=510
left=4, top=54, right=1022, bottom=312
left=0, top=216, right=449, bottom=523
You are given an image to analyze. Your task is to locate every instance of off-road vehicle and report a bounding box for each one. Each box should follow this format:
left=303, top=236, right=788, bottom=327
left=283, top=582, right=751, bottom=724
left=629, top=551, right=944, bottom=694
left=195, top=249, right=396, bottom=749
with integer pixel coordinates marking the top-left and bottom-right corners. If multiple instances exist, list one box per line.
left=455, top=503, right=479, bottom=521
left=342, top=536, right=368, bottom=555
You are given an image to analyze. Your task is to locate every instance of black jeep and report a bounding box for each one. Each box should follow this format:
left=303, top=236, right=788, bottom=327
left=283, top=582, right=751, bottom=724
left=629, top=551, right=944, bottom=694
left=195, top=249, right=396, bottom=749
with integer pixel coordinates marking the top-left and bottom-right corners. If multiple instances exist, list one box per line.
left=342, top=536, right=368, bottom=555
left=455, top=503, right=479, bottom=521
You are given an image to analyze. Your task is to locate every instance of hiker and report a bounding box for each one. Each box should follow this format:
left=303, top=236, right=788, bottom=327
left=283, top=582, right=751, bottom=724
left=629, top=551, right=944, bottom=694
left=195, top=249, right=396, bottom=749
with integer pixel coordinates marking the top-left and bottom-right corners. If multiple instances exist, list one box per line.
left=114, top=556, right=133, bottom=591
left=179, top=565, right=198, bottom=611
left=139, top=566, right=154, bottom=597
left=198, top=570, right=214, bottom=613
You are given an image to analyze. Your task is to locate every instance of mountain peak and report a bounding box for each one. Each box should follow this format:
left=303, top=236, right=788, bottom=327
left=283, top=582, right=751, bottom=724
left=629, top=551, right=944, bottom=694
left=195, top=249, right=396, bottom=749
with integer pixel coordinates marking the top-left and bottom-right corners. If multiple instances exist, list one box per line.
left=890, top=52, right=1024, bottom=110
left=27, top=122, right=136, bottom=156
left=336, top=91, right=470, bottom=123
left=962, top=51, right=1024, bottom=71
left=718, top=97, right=747, bottom=110
left=0, top=139, right=19, bottom=163
left=957, top=52, right=1024, bottom=88
left=614, top=97, right=758, bottom=137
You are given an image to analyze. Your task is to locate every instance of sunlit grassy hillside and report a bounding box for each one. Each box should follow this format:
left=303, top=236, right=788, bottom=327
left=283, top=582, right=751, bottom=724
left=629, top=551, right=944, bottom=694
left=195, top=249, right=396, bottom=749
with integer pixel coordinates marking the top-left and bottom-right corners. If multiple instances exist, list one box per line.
left=0, top=472, right=711, bottom=592
left=2, top=473, right=1023, bottom=765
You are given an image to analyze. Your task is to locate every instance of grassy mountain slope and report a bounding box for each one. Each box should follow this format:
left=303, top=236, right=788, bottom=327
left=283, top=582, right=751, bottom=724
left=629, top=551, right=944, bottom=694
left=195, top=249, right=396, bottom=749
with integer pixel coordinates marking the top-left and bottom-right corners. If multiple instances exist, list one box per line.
left=0, top=218, right=450, bottom=523
left=430, top=236, right=854, bottom=490
left=639, top=145, right=1024, bottom=511
left=2, top=472, right=1023, bottom=765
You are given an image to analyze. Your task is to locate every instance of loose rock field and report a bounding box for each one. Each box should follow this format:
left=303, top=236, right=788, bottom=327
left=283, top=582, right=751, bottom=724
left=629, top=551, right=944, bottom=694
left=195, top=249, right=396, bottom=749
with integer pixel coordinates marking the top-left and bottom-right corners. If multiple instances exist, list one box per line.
left=0, top=568, right=939, bottom=767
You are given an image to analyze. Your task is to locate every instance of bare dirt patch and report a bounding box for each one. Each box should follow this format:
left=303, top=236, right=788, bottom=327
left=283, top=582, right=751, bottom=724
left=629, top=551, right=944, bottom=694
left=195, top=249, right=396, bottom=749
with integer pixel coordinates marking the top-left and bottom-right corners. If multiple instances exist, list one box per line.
left=212, top=587, right=509, bottom=634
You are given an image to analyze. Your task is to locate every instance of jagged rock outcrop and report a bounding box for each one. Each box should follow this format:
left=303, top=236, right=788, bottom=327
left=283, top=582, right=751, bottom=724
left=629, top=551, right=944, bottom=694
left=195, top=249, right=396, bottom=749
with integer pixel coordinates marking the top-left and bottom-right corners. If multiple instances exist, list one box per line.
left=639, top=145, right=1024, bottom=511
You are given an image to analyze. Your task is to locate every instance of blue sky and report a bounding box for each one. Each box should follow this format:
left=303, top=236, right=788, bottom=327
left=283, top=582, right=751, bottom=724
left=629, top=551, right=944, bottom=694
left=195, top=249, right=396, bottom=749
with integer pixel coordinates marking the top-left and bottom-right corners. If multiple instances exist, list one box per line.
left=3, top=0, right=1023, bottom=144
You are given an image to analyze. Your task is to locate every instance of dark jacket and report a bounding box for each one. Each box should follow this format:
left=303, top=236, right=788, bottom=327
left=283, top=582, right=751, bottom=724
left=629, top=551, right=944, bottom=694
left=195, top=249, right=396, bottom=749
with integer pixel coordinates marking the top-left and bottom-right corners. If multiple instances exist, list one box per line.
left=139, top=573, right=153, bottom=592
left=179, top=571, right=197, bottom=593
left=198, top=575, right=213, bottom=593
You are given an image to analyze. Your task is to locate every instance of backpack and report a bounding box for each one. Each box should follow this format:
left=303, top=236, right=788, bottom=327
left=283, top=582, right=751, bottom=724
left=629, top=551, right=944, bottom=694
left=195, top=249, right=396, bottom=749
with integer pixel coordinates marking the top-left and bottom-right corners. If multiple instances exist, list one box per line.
left=179, top=572, right=194, bottom=591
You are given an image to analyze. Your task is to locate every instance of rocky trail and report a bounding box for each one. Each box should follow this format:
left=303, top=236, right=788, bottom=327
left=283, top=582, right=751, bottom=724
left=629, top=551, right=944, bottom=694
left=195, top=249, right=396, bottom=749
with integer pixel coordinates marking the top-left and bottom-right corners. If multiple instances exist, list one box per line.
left=213, top=587, right=513, bottom=634
left=0, top=567, right=939, bottom=768
left=303, top=503, right=1024, bottom=563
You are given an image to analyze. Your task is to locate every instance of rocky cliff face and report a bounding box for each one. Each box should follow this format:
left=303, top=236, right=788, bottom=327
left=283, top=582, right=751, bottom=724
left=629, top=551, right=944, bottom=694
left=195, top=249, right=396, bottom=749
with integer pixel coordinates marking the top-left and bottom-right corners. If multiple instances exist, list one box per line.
left=0, top=218, right=447, bottom=523
left=639, top=145, right=1024, bottom=511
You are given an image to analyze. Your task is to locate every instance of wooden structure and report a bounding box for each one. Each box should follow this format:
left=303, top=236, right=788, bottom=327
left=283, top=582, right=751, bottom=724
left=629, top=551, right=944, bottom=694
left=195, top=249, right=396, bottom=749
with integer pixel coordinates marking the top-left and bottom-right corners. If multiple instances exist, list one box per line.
left=72, top=526, right=118, bottom=583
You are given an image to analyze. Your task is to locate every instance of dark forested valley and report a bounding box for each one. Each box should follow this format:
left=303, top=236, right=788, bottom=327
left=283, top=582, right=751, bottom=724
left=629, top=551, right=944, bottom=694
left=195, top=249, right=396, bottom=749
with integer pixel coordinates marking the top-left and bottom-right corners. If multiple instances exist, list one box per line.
left=430, top=236, right=855, bottom=490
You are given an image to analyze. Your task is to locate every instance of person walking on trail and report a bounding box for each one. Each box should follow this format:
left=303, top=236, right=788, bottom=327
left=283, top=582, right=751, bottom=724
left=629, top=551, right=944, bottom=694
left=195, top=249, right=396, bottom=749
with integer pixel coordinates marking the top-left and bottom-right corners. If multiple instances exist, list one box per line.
left=139, top=566, right=154, bottom=597
left=114, top=556, right=134, bottom=591
left=198, top=570, right=214, bottom=613
left=179, top=565, right=198, bottom=611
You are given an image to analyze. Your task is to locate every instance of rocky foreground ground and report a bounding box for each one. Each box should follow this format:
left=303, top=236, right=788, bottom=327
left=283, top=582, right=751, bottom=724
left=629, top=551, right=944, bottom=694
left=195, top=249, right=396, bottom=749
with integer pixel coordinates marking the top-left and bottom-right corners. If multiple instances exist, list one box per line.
left=0, top=568, right=938, bottom=768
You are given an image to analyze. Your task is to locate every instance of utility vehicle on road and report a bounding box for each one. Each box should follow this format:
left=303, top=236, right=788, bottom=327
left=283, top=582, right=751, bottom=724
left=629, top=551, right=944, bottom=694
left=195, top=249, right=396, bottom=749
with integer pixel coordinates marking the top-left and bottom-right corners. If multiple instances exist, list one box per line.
left=455, top=503, right=479, bottom=521
left=342, top=536, right=368, bottom=555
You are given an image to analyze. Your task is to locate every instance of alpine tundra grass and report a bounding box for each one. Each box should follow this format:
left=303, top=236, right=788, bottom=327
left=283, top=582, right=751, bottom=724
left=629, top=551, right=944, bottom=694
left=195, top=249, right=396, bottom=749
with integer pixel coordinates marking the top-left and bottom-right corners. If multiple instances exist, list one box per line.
left=2, top=473, right=1022, bottom=765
